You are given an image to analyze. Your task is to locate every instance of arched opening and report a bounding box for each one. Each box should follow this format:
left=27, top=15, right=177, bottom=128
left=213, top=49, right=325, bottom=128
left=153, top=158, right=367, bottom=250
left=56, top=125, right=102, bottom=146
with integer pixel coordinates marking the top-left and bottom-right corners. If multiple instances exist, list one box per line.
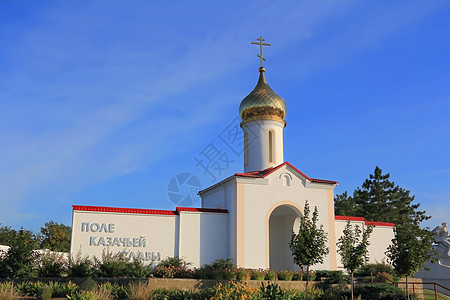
left=268, top=130, right=275, bottom=163
left=269, top=205, right=302, bottom=270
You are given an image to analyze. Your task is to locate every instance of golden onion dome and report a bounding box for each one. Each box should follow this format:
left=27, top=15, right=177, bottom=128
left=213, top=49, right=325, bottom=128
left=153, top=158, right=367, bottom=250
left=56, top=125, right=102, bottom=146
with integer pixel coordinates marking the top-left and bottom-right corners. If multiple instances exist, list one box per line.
left=239, top=67, right=287, bottom=125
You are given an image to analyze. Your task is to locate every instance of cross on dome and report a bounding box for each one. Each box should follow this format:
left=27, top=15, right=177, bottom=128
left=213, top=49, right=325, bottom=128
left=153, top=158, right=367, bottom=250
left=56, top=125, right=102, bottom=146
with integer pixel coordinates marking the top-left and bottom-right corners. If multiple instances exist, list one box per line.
left=251, top=36, right=271, bottom=68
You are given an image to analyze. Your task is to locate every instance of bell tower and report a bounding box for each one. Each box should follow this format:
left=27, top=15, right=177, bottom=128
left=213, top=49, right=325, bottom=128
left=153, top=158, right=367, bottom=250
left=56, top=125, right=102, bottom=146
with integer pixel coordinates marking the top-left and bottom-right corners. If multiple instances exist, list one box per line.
left=239, top=37, right=287, bottom=172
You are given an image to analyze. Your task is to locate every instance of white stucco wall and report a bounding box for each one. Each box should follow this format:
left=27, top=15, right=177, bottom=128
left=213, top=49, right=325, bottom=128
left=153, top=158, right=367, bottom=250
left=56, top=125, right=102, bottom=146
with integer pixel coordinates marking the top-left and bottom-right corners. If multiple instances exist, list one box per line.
left=178, top=211, right=228, bottom=267
left=242, top=119, right=285, bottom=172
left=335, top=218, right=394, bottom=270
left=70, top=207, right=228, bottom=267
left=200, top=163, right=337, bottom=271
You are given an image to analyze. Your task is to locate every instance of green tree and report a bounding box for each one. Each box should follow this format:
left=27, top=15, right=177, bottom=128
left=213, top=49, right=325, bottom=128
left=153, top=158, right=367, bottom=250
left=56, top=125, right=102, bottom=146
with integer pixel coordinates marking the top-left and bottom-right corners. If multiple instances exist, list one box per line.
left=334, top=166, right=430, bottom=225
left=0, top=228, right=39, bottom=278
left=386, top=217, right=436, bottom=300
left=40, top=221, right=71, bottom=252
left=337, top=220, right=373, bottom=300
left=289, top=201, right=329, bottom=300
left=0, top=224, right=15, bottom=246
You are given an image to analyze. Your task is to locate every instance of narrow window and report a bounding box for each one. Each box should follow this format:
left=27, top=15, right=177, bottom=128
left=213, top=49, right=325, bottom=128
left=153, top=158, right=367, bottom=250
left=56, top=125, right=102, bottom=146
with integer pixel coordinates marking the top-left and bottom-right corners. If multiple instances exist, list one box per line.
left=244, top=131, right=249, bottom=166
left=268, top=130, right=275, bottom=163
left=282, top=175, right=291, bottom=187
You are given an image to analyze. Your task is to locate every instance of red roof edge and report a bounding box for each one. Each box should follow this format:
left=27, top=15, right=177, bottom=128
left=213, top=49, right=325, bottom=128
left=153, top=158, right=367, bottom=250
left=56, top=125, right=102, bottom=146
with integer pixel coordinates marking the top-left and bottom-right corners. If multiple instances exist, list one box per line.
left=72, top=205, right=177, bottom=215
left=335, top=215, right=365, bottom=221
left=365, top=221, right=395, bottom=227
left=235, top=162, right=338, bottom=185
left=335, top=215, right=395, bottom=227
left=72, top=205, right=228, bottom=215
left=176, top=207, right=228, bottom=213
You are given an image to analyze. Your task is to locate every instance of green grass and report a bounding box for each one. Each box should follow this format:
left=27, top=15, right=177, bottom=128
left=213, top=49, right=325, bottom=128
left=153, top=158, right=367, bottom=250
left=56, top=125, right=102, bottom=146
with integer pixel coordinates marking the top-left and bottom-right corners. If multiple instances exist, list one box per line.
left=422, top=289, right=450, bottom=300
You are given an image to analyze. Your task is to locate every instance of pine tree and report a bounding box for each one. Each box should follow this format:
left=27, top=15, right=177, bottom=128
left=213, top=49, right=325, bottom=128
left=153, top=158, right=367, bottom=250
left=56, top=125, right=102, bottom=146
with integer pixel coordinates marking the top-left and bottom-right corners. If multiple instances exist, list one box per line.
left=334, top=166, right=430, bottom=225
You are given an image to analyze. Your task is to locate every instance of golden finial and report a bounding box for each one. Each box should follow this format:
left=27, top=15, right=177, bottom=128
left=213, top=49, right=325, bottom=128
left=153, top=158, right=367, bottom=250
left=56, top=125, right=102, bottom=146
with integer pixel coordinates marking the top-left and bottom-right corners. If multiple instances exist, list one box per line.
left=251, top=36, right=271, bottom=69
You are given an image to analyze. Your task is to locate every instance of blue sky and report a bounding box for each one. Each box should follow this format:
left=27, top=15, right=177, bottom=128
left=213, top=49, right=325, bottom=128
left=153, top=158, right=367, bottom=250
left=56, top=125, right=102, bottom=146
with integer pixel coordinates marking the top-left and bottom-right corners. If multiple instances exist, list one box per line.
left=1, top=1, right=449, bottom=232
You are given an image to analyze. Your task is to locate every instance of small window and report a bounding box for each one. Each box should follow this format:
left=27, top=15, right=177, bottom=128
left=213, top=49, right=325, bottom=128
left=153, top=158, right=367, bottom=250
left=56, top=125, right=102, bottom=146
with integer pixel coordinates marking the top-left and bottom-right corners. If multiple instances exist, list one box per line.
left=282, top=175, right=291, bottom=187
left=268, top=130, right=275, bottom=163
left=244, top=131, right=249, bottom=166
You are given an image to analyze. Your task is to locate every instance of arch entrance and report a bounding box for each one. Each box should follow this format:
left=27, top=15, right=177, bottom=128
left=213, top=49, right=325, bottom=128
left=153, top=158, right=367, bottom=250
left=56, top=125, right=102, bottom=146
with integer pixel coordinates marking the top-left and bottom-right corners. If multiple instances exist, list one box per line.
left=269, top=205, right=302, bottom=270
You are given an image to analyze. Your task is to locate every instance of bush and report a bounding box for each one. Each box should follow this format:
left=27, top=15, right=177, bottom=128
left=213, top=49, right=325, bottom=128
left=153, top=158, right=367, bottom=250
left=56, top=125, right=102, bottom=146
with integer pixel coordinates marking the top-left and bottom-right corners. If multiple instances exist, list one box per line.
left=35, top=251, right=68, bottom=277
left=277, top=270, right=293, bottom=281
left=355, top=283, right=417, bottom=300
left=0, top=228, right=39, bottom=278
left=210, top=258, right=234, bottom=270
left=265, top=269, right=277, bottom=281
left=251, top=269, right=266, bottom=280
left=69, top=253, right=93, bottom=277
left=193, top=266, right=212, bottom=279
left=211, top=268, right=237, bottom=280
left=375, top=272, right=394, bottom=284
left=308, top=270, right=317, bottom=281
left=158, top=256, right=190, bottom=268
left=40, top=285, right=52, bottom=300
left=236, top=268, right=251, bottom=280
left=315, top=270, right=349, bottom=284
left=355, top=262, right=395, bottom=277
left=292, top=271, right=303, bottom=281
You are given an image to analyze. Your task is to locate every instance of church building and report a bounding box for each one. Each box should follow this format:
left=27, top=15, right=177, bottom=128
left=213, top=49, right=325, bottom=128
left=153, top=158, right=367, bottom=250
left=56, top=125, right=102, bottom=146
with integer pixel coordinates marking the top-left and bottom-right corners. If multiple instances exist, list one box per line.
left=70, top=38, right=395, bottom=271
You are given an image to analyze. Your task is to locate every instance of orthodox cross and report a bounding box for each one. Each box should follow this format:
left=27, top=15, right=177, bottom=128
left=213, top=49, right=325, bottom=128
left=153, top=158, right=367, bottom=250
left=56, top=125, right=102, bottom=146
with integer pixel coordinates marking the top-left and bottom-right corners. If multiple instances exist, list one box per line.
left=251, top=36, right=271, bottom=68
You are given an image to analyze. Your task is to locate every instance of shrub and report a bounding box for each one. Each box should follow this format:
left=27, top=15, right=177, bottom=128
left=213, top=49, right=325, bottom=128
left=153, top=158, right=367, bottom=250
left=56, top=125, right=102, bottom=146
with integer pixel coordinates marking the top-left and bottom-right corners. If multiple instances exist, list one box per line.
left=292, top=271, right=303, bottom=281
left=93, top=252, right=129, bottom=277
left=153, top=265, right=175, bottom=278
left=158, top=256, right=190, bottom=268
left=355, top=262, right=395, bottom=277
left=193, top=266, right=212, bottom=279
left=80, top=278, right=96, bottom=291
left=315, top=270, right=349, bottom=284
left=210, top=258, right=234, bottom=270
left=40, top=285, right=53, bottom=300
left=35, top=251, right=68, bottom=277
left=67, top=289, right=113, bottom=300
left=69, top=253, right=93, bottom=277
left=308, top=270, right=317, bottom=281
left=251, top=269, right=266, bottom=280
left=277, top=270, right=293, bottom=281
left=236, top=268, right=251, bottom=281
left=375, top=272, right=394, bottom=284
left=48, top=281, right=79, bottom=298
left=355, top=283, right=417, bottom=300
left=265, top=269, right=277, bottom=281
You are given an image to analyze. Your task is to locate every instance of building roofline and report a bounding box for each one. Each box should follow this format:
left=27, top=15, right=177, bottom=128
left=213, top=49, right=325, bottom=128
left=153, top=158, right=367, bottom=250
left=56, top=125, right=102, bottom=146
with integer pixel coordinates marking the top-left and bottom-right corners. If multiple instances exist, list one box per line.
left=235, top=161, right=338, bottom=185
left=335, top=215, right=395, bottom=227
left=72, top=205, right=228, bottom=215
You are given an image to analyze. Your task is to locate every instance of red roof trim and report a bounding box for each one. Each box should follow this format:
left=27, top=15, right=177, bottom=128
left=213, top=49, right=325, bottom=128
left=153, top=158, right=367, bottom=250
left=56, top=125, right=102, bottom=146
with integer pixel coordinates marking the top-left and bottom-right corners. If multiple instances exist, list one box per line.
left=235, top=161, right=338, bottom=185
left=365, top=221, right=395, bottom=227
left=176, top=207, right=228, bottom=213
left=72, top=205, right=177, bottom=215
left=335, top=215, right=365, bottom=221
left=72, top=205, right=228, bottom=215
left=335, top=215, right=395, bottom=227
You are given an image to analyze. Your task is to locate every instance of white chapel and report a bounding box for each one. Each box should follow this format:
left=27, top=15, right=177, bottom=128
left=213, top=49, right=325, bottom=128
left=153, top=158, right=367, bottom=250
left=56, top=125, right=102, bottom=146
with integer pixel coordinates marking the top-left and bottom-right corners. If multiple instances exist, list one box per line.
left=70, top=38, right=394, bottom=271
